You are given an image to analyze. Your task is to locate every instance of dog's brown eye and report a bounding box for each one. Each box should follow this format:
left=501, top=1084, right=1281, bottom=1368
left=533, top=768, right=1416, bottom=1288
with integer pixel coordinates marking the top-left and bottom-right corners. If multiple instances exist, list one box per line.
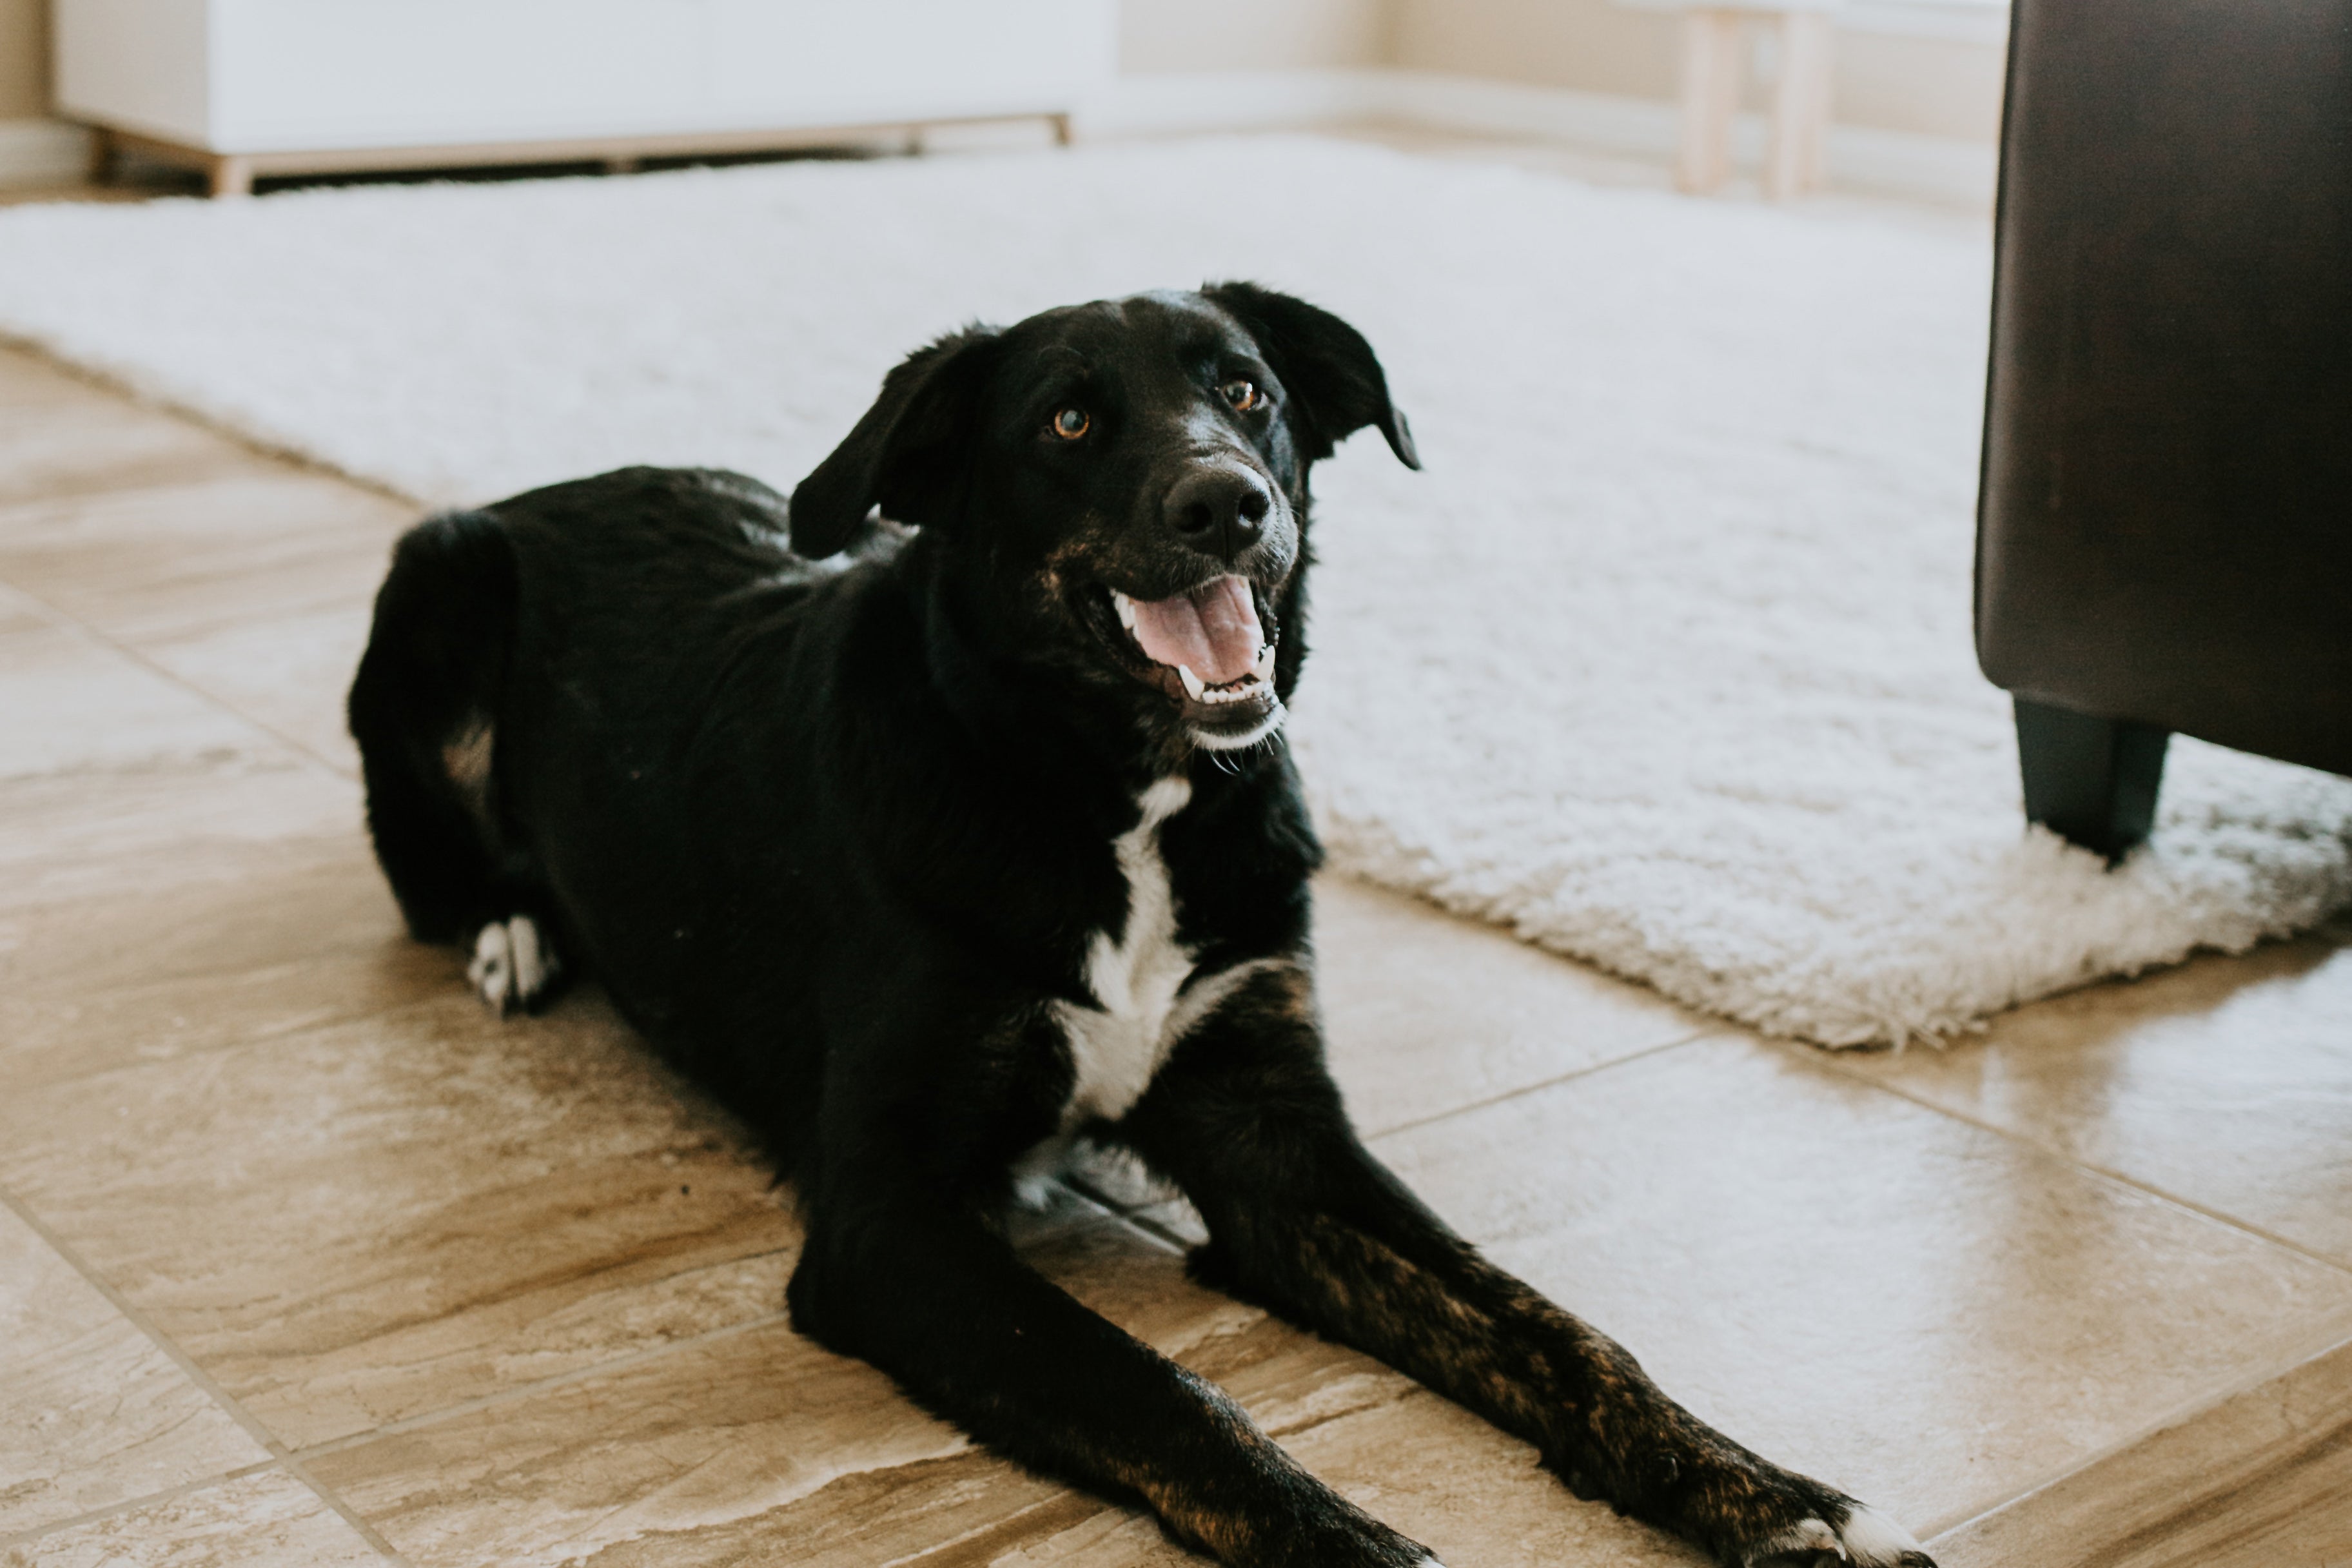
left=1050, top=407, right=1090, bottom=440
left=1221, top=379, right=1262, bottom=412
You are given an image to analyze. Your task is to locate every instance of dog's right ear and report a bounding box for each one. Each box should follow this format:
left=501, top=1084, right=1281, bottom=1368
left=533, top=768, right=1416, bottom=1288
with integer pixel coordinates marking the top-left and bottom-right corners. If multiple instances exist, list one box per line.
left=1200, top=281, right=1419, bottom=472
left=788, top=325, right=1003, bottom=558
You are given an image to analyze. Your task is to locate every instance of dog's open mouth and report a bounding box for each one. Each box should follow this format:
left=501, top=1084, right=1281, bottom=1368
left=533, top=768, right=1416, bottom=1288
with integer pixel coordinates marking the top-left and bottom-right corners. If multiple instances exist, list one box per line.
left=1093, top=575, right=1284, bottom=742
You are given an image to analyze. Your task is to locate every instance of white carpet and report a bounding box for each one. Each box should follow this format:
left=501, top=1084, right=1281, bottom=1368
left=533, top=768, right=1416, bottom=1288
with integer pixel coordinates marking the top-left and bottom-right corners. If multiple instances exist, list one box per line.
left=4, top=137, right=2347, bottom=1045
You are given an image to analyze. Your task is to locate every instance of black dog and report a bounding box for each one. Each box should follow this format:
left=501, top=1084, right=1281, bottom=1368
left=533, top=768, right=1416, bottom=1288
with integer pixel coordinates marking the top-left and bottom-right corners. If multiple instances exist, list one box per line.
left=347, top=284, right=1932, bottom=1568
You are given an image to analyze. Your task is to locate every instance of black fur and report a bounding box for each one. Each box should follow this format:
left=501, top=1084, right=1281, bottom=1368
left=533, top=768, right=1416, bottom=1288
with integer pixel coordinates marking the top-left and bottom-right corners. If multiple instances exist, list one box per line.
left=348, top=287, right=1931, bottom=1568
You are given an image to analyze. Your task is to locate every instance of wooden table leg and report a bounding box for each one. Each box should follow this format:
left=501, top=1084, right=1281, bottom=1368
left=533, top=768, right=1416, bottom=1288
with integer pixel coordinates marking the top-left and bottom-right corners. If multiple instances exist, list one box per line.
left=1763, top=9, right=1835, bottom=200
left=1676, top=8, right=1743, bottom=195
left=208, top=153, right=255, bottom=199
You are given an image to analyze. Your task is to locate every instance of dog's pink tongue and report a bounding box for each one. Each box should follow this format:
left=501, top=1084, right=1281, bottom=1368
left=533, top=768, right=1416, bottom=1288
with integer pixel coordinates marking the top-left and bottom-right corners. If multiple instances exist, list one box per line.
left=1128, top=576, right=1263, bottom=685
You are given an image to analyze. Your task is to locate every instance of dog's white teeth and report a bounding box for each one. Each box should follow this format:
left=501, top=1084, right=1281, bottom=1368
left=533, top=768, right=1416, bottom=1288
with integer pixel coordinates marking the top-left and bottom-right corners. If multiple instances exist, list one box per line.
left=1177, top=663, right=1206, bottom=700
left=1252, top=643, right=1275, bottom=679
left=1112, top=590, right=1137, bottom=632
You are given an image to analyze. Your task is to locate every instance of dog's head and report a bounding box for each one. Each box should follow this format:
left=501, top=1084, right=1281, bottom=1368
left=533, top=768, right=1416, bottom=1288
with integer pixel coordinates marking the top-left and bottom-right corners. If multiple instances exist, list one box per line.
left=788, top=284, right=1418, bottom=754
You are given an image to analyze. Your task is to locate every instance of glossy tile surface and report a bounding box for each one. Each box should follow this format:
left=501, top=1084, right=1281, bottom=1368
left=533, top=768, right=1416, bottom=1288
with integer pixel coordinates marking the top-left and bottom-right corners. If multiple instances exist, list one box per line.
left=309, top=1315, right=975, bottom=1568
left=306, top=1211, right=1703, bottom=1568
left=1375, top=1035, right=2352, bottom=1534
left=0, top=587, right=257, bottom=779
left=0, top=838, right=426, bottom=1092
left=1315, top=873, right=1707, bottom=1135
left=307, top=1220, right=1163, bottom=1568
left=0, top=352, right=247, bottom=507
left=0, top=469, right=404, bottom=772
left=0, top=585, right=355, bottom=916
left=0, top=1204, right=266, bottom=1538
left=0, top=986, right=801, bottom=1450
left=1841, top=930, right=2352, bottom=1265
left=0, top=1469, right=387, bottom=1568
left=1934, top=1331, right=2352, bottom=1568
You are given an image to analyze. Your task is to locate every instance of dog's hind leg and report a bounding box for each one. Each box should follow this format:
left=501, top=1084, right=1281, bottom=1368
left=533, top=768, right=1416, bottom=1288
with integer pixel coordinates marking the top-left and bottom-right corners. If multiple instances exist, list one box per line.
left=349, top=509, right=564, bottom=1014
left=462, top=910, right=564, bottom=1015
left=1120, top=966, right=1936, bottom=1568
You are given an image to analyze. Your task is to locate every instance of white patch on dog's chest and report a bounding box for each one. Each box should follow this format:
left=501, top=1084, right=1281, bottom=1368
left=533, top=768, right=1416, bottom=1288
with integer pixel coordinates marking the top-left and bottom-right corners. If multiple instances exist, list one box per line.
left=1054, top=775, right=1200, bottom=1125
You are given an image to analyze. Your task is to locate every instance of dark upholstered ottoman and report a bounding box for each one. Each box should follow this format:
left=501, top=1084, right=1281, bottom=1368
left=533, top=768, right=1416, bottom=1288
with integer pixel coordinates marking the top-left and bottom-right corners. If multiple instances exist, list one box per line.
left=1977, top=0, right=2352, bottom=857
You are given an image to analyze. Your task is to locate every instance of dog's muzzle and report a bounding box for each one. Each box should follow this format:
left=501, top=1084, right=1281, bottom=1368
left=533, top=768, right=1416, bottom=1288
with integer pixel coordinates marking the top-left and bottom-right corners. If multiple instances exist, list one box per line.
left=1101, top=575, right=1285, bottom=749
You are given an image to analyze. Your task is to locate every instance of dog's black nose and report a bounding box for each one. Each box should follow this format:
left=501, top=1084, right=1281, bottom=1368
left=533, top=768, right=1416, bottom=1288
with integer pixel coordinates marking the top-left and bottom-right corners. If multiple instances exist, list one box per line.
left=1164, top=469, right=1273, bottom=561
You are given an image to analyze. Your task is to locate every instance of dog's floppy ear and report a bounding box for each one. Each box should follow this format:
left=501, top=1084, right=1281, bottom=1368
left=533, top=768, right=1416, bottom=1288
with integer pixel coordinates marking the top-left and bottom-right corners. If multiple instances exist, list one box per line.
left=1200, top=281, right=1420, bottom=471
left=788, top=325, right=1004, bottom=557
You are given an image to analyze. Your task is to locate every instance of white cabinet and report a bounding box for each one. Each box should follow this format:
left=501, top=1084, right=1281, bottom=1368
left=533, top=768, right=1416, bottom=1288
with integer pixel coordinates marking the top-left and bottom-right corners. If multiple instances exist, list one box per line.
left=55, top=0, right=1117, bottom=194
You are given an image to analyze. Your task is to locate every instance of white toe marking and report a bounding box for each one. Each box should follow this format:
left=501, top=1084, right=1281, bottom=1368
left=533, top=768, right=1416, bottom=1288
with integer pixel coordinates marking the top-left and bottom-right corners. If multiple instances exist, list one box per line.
left=466, top=916, right=559, bottom=1014
left=507, top=914, right=552, bottom=1000
left=467, top=922, right=513, bottom=1011
left=1838, top=1504, right=1922, bottom=1565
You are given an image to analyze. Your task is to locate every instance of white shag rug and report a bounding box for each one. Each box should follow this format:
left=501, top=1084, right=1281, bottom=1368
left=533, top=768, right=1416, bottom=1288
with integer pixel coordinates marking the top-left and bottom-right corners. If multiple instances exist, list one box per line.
left=4, top=137, right=2347, bottom=1045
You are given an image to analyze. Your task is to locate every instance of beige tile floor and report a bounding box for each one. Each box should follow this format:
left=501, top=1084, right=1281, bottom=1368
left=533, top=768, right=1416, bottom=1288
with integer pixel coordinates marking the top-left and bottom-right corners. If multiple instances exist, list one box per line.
left=3, top=150, right=2350, bottom=1567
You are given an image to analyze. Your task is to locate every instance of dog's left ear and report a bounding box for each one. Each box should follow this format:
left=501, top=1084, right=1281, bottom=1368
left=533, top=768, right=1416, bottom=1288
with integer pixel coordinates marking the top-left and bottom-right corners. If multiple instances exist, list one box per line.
left=1200, top=282, right=1420, bottom=471
left=789, top=324, right=1004, bottom=558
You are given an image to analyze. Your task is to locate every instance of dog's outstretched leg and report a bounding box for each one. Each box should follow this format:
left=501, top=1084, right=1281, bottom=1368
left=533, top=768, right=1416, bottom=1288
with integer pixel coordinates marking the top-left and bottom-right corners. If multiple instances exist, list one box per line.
left=787, top=1139, right=1443, bottom=1568
left=1120, top=968, right=1936, bottom=1568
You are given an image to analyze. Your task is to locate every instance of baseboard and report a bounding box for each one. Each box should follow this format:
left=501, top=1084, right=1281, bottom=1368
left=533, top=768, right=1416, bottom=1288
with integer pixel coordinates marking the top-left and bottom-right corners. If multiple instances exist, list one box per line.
left=0, top=118, right=97, bottom=190
left=1082, top=68, right=1395, bottom=139
left=1386, top=72, right=1676, bottom=160
left=1821, top=119, right=1999, bottom=207
left=1083, top=68, right=1996, bottom=208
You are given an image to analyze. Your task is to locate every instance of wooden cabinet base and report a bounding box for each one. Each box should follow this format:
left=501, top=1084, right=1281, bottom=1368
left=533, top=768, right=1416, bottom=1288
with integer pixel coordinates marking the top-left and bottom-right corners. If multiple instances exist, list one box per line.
left=96, top=115, right=1074, bottom=199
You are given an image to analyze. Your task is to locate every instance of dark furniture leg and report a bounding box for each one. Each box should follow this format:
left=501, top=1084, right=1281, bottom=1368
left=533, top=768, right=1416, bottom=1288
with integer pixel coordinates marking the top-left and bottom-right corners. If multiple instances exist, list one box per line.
left=2014, top=697, right=2170, bottom=861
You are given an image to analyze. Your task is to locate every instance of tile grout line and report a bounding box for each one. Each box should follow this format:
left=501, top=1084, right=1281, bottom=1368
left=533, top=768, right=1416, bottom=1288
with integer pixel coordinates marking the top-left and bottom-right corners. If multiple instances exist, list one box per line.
left=13, top=990, right=464, bottom=1101
left=1364, top=1026, right=1723, bottom=1142
left=1774, top=1037, right=2352, bottom=1281
left=0, top=1181, right=411, bottom=1563
left=1920, top=1326, right=2352, bottom=1549
left=284, top=1307, right=795, bottom=1464
left=1062, top=1026, right=1727, bottom=1240
left=0, top=1232, right=804, bottom=1552
left=0, top=1458, right=284, bottom=1551
left=1059, top=1173, right=1194, bottom=1253
left=876, top=1492, right=1095, bottom=1568
left=0, top=332, right=426, bottom=513
left=1758, top=1035, right=2352, bottom=1541
left=0, top=571, right=362, bottom=783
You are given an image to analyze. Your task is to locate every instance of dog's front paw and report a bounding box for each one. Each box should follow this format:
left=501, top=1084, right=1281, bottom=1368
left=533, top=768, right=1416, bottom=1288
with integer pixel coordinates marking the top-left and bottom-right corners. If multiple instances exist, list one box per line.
left=1738, top=1499, right=1934, bottom=1567
left=467, top=915, right=561, bottom=1015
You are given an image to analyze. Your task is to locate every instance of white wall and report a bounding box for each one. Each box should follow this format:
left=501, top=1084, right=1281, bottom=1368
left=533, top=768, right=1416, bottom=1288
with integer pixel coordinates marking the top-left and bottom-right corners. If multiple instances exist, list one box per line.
left=1121, top=0, right=1392, bottom=73
left=1, top=0, right=46, bottom=116
left=6, top=0, right=2004, bottom=191
left=15, top=0, right=2005, bottom=143
left=1125, top=0, right=2006, bottom=144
